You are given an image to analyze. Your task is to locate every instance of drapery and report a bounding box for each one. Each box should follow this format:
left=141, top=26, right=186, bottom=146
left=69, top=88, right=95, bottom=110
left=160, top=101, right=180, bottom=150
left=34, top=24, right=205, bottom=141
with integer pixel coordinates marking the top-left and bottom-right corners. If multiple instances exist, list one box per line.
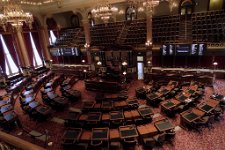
left=2, top=34, right=20, bottom=67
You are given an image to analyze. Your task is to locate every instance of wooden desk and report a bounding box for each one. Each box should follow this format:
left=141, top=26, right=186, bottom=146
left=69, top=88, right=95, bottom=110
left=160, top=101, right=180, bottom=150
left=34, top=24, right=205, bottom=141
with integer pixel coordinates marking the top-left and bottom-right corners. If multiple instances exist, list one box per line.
left=83, top=101, right=95, bottom=109
left=110, top=111, right=124, bottom=121
left=154, top=118, right=174, bottom=132
left=28, top=101, right=40, bottom=109
left=24, top=96, right=35, bottom=104
left=35, top=106, right=51, bottom=116
left=161, top=99, right=181, bottom=110
left=180, top=108, right=205, bottom=127
left=126, top=99, right=139, bottom=106
left=198, top=99, right=220, bottom=113
left=80, top=130, right=92, bottom=142
left=0, top=100, right=8, bottom=107
left=79, top=114, right=88, bottom=121
left=124, top=111, right=132, bottom=120
left=130, top=110, right=140, bottom=119
left=119, top=125, right=138, bottom=139
left=62, top=128, right=82, bottom=144
left=92, top=128, right=109, bottom=141
left=22, top=90, right=34, bottom=97
left=3, top=111, right=17, bottom=122
left=101, top=101, right=112, bottom=110
left=109, top=129, right=120, bottom=141
left=137, top=124, right=158, bottom=138
left=138, top=107, right=154, bottom=117
left=1, top=104, right=12, bottom=114
left=87, top=112, right=102, bottom=122
left=102, top=113, right=110, bottom=121
left=66, top=112, right=80, bottom=121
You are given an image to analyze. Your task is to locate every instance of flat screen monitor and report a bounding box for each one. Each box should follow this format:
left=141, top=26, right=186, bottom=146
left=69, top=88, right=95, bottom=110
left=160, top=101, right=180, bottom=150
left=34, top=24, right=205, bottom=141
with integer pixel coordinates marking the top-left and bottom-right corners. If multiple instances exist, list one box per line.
left=162, top=45, right=175, bottom=56
left=176, top=44, right=190, bottom=56
left=50, top=48, right=61, bottom=56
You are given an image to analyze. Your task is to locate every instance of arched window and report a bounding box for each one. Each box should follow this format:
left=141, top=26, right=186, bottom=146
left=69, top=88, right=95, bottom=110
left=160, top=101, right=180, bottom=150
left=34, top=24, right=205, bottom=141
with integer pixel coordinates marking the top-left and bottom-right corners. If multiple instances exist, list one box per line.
left=29, top=32, right=43, bottom=68
left=180, top=0, right=195, bottom=15
left=0, top=34, right=19, bottom=76
left=71, top=15, right=80, bottom=28
left=126, top=6, right=137, bottom=21
left=49, top=30, right=57, bottom=45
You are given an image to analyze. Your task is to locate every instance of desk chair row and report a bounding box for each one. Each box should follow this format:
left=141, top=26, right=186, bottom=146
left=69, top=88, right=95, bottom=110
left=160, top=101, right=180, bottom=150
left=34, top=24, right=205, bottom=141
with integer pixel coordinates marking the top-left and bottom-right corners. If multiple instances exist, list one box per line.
left=82, top=99, right=140, bottom=113
left=160, top=82, right=205, bottom=117
left=64, top=107, right=154, bottom=129
left=146, top=80, right=181, bottom=106
left=180, top=98, right=224, bottom=131
left=0, top=96, right=19, bottom=130
left=62, top=118, right=175, bottom=150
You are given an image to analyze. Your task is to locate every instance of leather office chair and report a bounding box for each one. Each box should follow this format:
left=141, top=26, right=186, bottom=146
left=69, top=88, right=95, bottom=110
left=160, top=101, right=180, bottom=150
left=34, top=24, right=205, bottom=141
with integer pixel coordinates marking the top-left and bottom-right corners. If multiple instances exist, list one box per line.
left=153, top=132, right=166, bottom=146
left=90, top=140, right=103, bottom=150
left=110, top=142, right=122, bottom=150
left=143, top=137, right=155, bottom=149
left=123, top=137, right=138, bottom=146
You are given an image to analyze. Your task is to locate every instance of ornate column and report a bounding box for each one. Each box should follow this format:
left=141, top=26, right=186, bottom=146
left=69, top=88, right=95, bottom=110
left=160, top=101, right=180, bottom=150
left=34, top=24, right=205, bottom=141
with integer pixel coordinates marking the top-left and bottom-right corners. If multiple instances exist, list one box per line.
left=82, top=19, right=91, bottom=46
left=146, top=9, right=153, bottom=46
left=39, top=26, right=52, bottom=61
left=15, top=31, right=31, bottom=67
left=145, top=7, right=153, bottom=73
left=14, top=30, right=32, bottom=76
left=12, top=31, right=25, bottom=67
left=82, top=19, right=92, bottom=65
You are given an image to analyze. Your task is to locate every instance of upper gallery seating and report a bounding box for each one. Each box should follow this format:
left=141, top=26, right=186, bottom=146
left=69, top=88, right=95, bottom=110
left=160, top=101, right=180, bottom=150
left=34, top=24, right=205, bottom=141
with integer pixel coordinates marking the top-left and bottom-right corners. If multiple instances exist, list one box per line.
left=90, top=22, right=124, bottom=46
left=192, top=10, right=225, bottom=43
left=152, top=15, right=180, bottom=44
left=55, top=28, right=85, bottom=46
left=53, top=10, right=225, bottom=47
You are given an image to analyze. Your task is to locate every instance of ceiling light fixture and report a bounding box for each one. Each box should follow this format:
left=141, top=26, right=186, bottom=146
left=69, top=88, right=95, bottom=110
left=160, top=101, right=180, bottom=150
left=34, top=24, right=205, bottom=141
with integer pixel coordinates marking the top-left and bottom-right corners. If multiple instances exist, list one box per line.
left=91, top=0, right=118, bottom=23
left=0, top=1, right=33, bottom=31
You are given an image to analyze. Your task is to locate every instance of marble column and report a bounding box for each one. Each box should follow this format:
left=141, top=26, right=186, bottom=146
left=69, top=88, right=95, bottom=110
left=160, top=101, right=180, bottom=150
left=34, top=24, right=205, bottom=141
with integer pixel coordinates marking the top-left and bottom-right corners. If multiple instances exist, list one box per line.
left=146, top=8, right=153, bottom=73
left=82, top=19, right=92, bottom=65
left=15, top=31, right=31, bottom=67
left=39, top=26, right=52, bottom=61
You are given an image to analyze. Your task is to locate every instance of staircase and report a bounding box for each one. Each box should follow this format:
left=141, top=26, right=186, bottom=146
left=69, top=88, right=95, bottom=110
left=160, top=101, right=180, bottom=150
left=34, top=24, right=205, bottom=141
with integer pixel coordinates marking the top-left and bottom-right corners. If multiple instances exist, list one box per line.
left=179, top=15, right=193, bottom=43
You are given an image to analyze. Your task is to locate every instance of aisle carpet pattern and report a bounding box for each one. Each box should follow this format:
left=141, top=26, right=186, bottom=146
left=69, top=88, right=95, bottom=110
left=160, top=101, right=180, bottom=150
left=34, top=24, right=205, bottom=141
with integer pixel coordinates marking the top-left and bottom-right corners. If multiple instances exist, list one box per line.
left=3, top=79, right=225, bottom=150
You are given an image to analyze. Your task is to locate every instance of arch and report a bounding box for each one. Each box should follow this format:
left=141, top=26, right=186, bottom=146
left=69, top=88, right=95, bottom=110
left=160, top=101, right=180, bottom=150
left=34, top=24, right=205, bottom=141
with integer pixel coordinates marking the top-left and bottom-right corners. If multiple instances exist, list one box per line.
left=70, top=14, right=80, bottom=28
left=125, top=6, right=137, bottom=21
left=46, top=18, right=58, bottom=30
left=181, top=0, right=193, bottom=7
left=179, top=0, right=195, bottom=15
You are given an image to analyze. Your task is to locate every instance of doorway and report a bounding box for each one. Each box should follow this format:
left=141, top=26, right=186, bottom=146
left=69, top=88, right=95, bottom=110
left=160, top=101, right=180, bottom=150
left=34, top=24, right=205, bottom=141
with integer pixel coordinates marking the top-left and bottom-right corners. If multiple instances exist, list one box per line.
left=137, top=56, right=144, bottom=80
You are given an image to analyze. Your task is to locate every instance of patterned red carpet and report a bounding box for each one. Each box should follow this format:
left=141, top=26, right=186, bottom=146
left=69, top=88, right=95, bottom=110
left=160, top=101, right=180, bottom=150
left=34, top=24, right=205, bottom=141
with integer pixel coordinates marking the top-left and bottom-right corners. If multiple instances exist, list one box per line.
left=3, top=79, right=225, bottom=150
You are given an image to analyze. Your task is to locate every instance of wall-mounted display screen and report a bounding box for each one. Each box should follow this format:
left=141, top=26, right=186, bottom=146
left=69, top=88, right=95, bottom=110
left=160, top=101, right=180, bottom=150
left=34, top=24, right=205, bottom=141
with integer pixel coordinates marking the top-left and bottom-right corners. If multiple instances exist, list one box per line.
left=162, top=44, right=175, bottom=56
left=161, top=44, right=206, bottom=56
left=58, top=47, right=80, bottom=56
left=50, top=48, right=61, bottom=56
left=176, top=44, right=191, bottom=56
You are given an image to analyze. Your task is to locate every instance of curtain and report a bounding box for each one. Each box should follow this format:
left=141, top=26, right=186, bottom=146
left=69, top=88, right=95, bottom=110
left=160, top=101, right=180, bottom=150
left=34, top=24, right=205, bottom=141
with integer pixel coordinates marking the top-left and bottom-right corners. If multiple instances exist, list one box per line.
left=23, top=32, right=33, bottom=65
left=31, top=32, right=43, bottom=60
left=2, top=34, right=20, bottom=67
left=0, top=38, right=5, bottom=72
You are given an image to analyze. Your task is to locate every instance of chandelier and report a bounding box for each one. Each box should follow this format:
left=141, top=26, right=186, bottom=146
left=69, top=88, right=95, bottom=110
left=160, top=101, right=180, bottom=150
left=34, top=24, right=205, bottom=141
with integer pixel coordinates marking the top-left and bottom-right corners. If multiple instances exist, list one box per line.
left=91, top=0, right=118, bottom=23
left=0, top=2, right=33, bottom=31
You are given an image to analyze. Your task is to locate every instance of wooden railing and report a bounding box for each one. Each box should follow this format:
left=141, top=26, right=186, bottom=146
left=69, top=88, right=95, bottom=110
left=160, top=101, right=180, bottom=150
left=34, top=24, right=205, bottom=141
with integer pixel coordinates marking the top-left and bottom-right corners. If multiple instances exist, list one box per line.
left=0, top=131, right=46, bottom=150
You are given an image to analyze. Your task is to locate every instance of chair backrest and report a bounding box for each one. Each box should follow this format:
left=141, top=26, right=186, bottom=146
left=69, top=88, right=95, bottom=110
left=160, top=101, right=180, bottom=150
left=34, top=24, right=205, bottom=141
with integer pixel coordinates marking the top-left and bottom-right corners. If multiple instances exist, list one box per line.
left=158, top=133, right=166, bottom=143
left=144, top=138, right=155, bottom=147
left=208, top=115, right=215, bottom=124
